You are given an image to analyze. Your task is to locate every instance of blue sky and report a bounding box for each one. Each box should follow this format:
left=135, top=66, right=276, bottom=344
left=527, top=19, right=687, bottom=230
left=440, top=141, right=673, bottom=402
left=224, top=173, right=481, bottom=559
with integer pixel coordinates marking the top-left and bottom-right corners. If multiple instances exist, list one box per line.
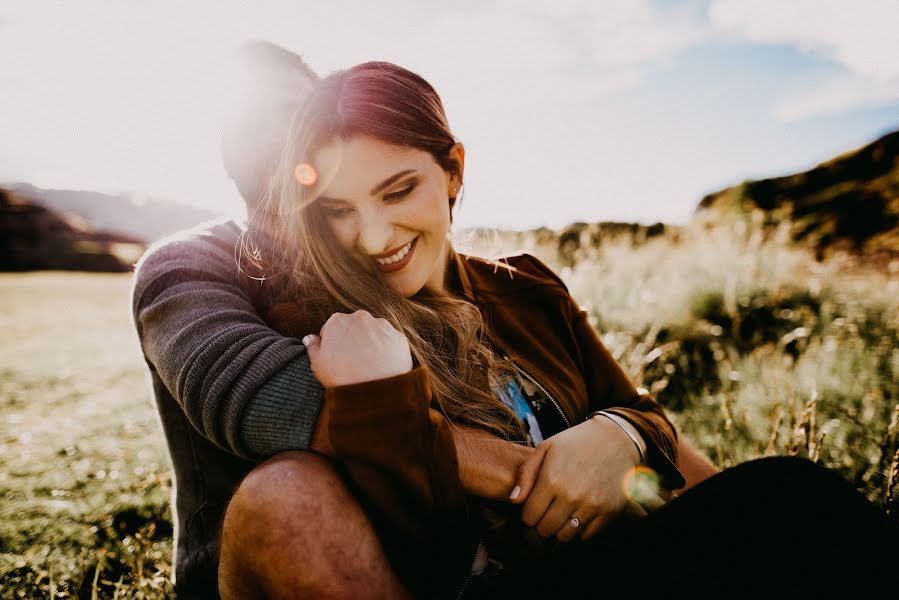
left=1, top=0, right=897, bottom=229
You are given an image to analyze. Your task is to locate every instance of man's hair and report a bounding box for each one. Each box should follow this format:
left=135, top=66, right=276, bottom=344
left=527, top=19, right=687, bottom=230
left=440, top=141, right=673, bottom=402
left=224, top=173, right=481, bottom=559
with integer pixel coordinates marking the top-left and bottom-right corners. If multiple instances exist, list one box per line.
left=234, top=39, right=318, bottom=82
left=220, top=39, right=319, bottom=209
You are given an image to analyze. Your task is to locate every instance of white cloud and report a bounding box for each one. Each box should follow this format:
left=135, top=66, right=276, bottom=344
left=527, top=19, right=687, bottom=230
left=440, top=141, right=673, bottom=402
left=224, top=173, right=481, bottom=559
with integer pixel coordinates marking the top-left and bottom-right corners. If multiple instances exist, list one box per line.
left=775, top=73, right=899, bottom=122
left=709, top=0, right=899, bottom=119
left=710, top=0, right=899, bottom=82
left=509, top=0, right=704, bottom=70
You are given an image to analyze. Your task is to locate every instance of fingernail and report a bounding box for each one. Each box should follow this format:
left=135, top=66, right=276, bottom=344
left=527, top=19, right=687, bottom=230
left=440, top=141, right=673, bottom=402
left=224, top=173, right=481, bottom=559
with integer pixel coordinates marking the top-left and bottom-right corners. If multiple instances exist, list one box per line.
left=510, top=485, right=521, bottom=500
left=302, top=335, right=314, bottom=346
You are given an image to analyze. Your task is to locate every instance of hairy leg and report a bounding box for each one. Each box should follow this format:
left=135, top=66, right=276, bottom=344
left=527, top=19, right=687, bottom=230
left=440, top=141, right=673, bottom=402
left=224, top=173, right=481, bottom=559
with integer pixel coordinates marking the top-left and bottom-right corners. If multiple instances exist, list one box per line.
left=675, top=435, right=719, bottom=492
left=218, top=451, right=413, bottom=600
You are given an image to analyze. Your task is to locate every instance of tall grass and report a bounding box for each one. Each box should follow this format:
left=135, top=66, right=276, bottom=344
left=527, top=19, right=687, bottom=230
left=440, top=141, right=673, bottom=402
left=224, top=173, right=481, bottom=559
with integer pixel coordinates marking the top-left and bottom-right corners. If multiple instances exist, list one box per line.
left=554, top=222, right=899, bottom=512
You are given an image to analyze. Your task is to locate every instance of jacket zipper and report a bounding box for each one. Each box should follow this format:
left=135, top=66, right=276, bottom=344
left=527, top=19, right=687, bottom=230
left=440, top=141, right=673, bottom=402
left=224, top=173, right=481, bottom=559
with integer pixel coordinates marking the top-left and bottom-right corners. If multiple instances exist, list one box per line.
left=455, top=540, right=483, bottom=600
left=510, top=361, right=572, bottom=429
left=454, top=361, right=568, bottom=599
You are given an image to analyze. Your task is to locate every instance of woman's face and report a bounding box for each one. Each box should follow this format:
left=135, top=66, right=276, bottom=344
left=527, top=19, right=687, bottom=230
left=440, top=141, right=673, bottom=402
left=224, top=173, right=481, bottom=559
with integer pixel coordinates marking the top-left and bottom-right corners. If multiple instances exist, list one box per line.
left=307, top=135, right=462, bottom=297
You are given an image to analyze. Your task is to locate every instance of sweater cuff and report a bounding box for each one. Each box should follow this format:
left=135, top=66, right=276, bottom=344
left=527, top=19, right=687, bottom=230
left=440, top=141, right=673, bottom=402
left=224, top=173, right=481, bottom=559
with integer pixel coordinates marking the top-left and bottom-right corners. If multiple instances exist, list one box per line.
left=241, top=355, right=325, bottom=458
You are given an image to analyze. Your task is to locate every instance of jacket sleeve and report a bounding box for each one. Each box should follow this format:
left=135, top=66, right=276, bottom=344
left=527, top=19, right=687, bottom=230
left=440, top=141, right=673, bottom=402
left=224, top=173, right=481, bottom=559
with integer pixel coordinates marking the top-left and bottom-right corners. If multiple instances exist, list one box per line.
left=326, top=368, right=466, bottom=534
left=516, top=254, right=684, bottom=490
left=570, top=306, right=685, bottom=490
left=326, top=367, right=474, bottom=597
left=130, top=223, right=325, bottom=459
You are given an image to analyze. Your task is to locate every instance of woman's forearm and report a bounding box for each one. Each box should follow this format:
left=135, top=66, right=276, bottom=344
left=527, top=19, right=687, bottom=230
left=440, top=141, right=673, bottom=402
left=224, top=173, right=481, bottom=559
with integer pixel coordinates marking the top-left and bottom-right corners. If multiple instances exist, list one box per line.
left=452, top=425, right=533, bottom=501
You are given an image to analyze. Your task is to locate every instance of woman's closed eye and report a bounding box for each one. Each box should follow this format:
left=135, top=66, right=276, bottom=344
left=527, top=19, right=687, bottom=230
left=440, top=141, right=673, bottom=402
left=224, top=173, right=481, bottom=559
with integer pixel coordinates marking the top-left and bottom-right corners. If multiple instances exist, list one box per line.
left=383, top=181, right=418, bottom=202
left=321, top=180, right=419, bottom=219
left=323, top=205, right=354, bottom=218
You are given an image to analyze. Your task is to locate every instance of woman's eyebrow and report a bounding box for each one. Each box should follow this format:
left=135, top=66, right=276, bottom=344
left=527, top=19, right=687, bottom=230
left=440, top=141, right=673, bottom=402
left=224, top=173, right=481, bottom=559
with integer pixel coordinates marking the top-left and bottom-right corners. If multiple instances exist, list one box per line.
left=369, top=169, right=416, bottom=195
left=318, top=169, right=418, bottom=205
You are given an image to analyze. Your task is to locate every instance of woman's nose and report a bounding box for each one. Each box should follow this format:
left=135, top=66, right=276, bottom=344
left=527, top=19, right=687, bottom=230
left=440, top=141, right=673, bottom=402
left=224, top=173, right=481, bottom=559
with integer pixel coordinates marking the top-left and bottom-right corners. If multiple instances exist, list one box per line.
left=356, top=211, right=393, bottom=256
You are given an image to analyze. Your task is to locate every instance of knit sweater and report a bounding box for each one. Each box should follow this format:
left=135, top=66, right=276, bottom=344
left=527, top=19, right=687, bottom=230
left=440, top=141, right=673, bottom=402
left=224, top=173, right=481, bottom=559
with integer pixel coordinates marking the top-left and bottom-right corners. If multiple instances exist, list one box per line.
left=129, top=218, right=324, bottom=595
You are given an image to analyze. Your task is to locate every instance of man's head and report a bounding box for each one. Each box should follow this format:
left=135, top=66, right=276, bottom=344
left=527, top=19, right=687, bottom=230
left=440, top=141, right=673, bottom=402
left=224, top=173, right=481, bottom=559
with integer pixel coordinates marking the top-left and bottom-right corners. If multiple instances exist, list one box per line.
left=220, top=40, right=318, bottom=209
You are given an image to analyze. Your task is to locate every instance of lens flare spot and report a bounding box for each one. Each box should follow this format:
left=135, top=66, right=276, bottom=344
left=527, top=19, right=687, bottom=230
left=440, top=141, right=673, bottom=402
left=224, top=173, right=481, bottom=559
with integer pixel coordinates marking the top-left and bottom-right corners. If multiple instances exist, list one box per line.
left=294, top=162, right=318, bottom=186
left=623, top=465, right=664, bottom=510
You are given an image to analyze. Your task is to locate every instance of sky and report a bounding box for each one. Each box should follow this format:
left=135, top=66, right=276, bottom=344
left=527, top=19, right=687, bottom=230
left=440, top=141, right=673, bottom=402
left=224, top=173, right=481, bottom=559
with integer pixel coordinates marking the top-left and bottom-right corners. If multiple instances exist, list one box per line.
left=1, top=0, right=898, bottom=230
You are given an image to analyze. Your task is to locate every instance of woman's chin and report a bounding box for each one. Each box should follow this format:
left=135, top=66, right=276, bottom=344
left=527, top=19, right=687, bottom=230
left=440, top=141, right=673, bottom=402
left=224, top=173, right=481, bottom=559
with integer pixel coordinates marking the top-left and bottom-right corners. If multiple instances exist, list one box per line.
left=385, top=274, right=426, bottom=298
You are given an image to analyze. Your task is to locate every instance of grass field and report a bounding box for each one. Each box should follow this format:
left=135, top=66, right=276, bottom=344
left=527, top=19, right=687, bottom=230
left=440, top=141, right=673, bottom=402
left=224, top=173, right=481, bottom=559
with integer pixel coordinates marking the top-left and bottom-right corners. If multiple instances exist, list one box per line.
left=2, top=227, right=898, bottom=598
left=1, top=273, right=174, bottom=599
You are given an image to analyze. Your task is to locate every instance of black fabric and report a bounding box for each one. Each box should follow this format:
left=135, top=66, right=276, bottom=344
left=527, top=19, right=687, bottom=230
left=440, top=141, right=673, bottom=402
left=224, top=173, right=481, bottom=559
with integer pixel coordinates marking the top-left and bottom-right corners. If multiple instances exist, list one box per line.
left=484, top=456, right=898, bottom=599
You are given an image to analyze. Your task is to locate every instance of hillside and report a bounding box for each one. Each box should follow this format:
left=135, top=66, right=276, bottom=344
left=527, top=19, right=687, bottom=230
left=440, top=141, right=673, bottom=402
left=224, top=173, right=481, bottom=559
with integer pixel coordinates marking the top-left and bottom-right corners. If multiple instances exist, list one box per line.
left=694, top=129, right=899, bottom=258
left=4, top=182, right=220, bottom=244
left=0, top=189, right=145, bottom=271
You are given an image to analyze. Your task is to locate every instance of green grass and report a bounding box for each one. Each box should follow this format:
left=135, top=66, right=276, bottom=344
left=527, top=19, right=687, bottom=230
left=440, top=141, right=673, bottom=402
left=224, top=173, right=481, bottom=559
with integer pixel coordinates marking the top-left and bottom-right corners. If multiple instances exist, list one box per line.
left=0, top=273, right=174, bottom=599
left=3, top=225, right=898, bottom=597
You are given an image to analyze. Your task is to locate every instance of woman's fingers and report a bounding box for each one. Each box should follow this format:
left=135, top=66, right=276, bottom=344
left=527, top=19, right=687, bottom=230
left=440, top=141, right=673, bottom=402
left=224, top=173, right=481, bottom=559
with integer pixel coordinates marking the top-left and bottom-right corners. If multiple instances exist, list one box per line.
left=537, top=498, right=578, bottom=541
left=306, top=311, right=413, bottom=387
left=302, top=334, right=321, bottom=365
left=510, top=441, right=548, bottom=504
left=519, top=448, right=566, bottom=531
left=578, top=514, right=608, bottom=541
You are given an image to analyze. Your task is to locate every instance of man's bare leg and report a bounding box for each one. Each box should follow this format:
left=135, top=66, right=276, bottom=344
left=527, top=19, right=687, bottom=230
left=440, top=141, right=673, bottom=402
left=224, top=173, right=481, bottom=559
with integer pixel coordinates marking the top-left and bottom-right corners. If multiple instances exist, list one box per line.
left=218, top=451, right=413, bottom=600
left=676, top=436, right=719, bottom=492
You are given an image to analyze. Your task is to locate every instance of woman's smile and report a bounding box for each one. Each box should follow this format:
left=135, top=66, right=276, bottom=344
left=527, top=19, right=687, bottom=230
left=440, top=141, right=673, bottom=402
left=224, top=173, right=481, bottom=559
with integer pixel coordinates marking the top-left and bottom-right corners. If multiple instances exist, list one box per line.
left=372, top=237, right=418, bottom=271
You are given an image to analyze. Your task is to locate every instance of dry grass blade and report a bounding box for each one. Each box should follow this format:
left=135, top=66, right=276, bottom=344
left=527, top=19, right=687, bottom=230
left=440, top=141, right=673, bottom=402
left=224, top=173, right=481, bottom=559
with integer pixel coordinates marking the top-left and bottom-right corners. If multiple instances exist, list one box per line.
left=887, top=448, right=899, bottom=516
left=765, top=404, right=784, bottom=456
left=91, top=550, right=106, bottom=600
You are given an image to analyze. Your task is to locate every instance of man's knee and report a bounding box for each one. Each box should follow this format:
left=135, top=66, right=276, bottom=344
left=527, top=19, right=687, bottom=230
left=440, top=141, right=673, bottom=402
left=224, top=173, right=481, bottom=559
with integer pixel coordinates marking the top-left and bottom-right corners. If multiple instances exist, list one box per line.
left=219, top=451, right=361, bottom=587
left=219, top=451, right=409, bottom=599
left=226, top=451, right=351, bottom=530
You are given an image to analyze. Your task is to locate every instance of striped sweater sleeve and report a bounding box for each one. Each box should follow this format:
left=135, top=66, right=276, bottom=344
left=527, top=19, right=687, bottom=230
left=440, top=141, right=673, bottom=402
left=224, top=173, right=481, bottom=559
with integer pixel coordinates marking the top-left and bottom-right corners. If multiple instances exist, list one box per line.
left=129, top=219, right=324, bottom=459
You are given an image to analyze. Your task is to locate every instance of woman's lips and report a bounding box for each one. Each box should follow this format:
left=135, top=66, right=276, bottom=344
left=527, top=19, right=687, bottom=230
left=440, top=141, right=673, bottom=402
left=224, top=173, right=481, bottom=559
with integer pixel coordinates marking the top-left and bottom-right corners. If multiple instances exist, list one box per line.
left=375, top=237, right=418, bottom=272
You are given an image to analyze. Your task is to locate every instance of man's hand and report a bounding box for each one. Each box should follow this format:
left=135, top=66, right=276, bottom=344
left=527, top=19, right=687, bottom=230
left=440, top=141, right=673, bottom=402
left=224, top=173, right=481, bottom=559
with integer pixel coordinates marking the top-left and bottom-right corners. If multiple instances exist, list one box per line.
left=302, top=310, right=413, bottom=388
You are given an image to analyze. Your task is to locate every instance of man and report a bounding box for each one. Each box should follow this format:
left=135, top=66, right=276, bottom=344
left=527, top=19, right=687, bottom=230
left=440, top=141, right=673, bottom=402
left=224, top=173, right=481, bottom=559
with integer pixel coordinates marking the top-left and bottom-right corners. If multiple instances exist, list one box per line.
left=131, top=40, right=718, bottom=600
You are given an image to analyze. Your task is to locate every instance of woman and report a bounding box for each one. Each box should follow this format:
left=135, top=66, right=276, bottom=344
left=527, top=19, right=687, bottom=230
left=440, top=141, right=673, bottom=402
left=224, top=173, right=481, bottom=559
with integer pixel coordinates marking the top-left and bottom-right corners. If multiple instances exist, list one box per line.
left=224, top=61, right=897, bottom=599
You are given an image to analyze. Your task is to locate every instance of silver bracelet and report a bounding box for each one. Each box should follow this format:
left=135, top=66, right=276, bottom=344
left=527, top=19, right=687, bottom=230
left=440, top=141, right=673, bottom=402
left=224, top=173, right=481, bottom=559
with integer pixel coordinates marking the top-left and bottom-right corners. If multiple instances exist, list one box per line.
left=588, top=410, right=645, bottom=464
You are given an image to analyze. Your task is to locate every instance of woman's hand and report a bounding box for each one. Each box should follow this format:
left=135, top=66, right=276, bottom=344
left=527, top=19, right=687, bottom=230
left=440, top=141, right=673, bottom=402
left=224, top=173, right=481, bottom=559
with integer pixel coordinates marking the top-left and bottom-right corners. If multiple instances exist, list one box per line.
left=510, top=416, right=643, bottom=542
left=302, top=309, right=413, bottom=388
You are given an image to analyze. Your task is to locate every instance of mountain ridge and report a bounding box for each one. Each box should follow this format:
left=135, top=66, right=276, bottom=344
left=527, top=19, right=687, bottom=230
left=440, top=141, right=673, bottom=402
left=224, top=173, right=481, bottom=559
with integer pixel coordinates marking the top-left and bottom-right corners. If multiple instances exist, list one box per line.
left=694, top=128, right=899, bottom=257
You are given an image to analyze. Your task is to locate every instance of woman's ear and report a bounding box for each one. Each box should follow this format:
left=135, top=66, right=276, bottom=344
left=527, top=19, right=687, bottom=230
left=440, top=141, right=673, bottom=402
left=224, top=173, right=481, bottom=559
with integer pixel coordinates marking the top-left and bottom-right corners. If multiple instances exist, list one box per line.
left=448, top=142, right=465, bottom=190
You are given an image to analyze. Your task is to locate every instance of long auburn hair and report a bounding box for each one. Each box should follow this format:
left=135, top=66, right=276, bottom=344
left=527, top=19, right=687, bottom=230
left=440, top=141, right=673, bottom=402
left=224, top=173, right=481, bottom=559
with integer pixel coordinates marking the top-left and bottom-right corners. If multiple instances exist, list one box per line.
left=248, top=61, right=527, bottom=441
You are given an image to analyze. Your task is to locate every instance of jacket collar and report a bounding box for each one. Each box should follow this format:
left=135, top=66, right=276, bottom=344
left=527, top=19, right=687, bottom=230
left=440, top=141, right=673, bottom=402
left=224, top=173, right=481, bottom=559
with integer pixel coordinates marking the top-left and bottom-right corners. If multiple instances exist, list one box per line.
left=447, top=246, right=476, bottom=301
left=447, top=245, right=552, bottom=299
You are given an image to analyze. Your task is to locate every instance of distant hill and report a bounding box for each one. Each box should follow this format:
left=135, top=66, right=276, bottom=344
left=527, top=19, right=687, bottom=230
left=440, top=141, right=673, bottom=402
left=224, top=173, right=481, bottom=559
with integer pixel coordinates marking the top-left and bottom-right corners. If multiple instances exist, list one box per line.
left=4, top=182, right=221, bottom=244
left=1, top=189, right=146, bottom=271
left=456, top=221, right=681, bottom=267
left=695, top=129, right=899, bottom=257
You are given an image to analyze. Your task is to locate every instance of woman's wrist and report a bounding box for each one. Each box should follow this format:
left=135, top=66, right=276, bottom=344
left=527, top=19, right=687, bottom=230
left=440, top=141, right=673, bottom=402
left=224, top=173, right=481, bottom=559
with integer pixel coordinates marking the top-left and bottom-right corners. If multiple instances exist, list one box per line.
left=587, top=410, right=646, bottom=465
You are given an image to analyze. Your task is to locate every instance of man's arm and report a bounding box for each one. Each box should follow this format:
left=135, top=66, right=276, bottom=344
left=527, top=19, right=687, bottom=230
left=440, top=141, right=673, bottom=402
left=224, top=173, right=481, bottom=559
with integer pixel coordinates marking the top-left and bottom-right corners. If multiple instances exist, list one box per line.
left=130, top=221, right=326, bottom=459
left=451, top=424, right=533, bottom=501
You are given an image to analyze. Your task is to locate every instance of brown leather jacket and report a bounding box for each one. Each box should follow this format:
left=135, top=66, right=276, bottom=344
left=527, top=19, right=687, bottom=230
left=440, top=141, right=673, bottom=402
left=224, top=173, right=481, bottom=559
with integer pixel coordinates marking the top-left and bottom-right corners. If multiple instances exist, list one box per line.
left=266, top=249, right=684, bottom=599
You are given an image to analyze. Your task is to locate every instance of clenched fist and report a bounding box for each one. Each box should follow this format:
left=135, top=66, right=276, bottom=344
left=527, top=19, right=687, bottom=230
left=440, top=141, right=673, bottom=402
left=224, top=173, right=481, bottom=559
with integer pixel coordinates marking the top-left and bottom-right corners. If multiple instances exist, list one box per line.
left=301, top=309, right=413, bottom=388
